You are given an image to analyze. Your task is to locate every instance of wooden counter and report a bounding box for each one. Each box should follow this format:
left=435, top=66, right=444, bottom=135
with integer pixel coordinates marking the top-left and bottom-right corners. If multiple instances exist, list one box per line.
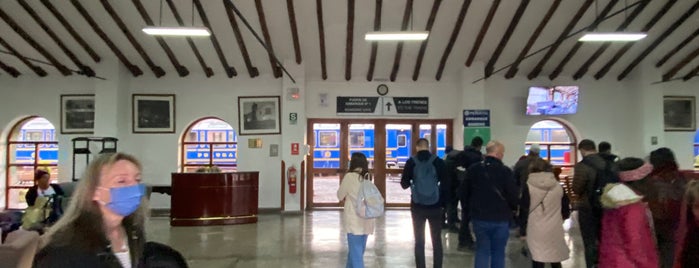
left=170, top=172, right=259, bottom=226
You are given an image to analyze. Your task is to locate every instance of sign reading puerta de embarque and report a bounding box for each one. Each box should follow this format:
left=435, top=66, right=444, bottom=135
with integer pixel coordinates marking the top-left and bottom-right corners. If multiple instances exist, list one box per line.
left=336, top=97, right=429, bottom=116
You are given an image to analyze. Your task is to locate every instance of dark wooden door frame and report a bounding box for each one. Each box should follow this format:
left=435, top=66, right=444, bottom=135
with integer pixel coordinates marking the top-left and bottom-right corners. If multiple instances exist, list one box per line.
left=306, top=118, right=453, bottom=209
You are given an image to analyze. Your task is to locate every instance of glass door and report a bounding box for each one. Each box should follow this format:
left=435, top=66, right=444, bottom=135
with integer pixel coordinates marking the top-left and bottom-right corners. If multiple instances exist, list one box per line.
left=310, top=123, right=343, bottom=206
left=385, top=124, right=412, bottom=205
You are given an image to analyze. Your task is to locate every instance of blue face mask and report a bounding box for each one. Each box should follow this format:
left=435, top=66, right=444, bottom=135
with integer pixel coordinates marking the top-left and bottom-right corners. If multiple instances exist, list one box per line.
left=101, top=183, right=145, bottom=216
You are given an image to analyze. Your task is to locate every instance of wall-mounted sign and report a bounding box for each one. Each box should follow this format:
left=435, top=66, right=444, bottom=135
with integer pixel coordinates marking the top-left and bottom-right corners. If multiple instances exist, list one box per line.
left=289, top=112, right=298, bottom=125
left=336, top=97, right=382, bottom=115
left=337, top=96, right=428, bottom=116
left=291, top=143, right=299, bottom=155
left=463, top=109, right=490, bottom=127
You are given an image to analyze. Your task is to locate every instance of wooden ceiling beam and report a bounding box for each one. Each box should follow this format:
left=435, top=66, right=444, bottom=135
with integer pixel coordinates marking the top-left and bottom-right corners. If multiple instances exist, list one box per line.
left=223, top=0, right=258, bottom=78
left=0, top=36, right=46, bottom=76
left=100, top=0, right=164, bottom=77
left=618, top=1, right=699, bottom=81
left=505, top=0, right=560, bottom=79
left=166, top=0, right=213, bottom=77
left=255, top=0, right=281, bottom=78
left=70, top=0, right=142, bottom=76
left=366, top=0, right=382, bottom=81
left=594, top=0, right=677, bottom=80
left=412, top=0, right=442, bottom=81
left=316, top=0, right=327, bottom=80
left=0, top=58, right=20, bottom=77
left=573, top=0, right=649, bottom=80
left=0, top=7, right=71, bottom=76
left=193, top=0, right=237, bottom=78
left=465, top=0, right=500, bottom=67
left=18, top=0, right=95, bottom=77
left=656, top=26, right=699, bottom=67
left=682, top=64, right=699, bottom=81
left=286, top=0, right=302, bottom=64
left=40, top=0, right=100, bottom=63
left=662, top=46, right=699, bottom=81
left=527, top=0, right=593, bottom=80
left=485, top=0, right=529, bottom=78
left=435, top=0, right=471, bottom=81
left=389, top=0, right=413, bottom=82
left=132, top=0, right=188, bottom=77
left=549, top=0, right=620, bottom=80
left=345, top=0, right=355, bottom=81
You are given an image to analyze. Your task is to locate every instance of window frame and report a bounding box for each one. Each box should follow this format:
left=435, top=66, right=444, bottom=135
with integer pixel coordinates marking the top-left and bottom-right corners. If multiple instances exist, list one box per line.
left=180, top=117, right=238, bottom=172
left=5, top=117, right=59, bottom=209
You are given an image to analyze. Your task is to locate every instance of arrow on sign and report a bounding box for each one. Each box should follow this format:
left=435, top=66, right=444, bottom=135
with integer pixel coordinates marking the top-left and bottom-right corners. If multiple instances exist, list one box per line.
left=385, top=102, right=392, bottom=111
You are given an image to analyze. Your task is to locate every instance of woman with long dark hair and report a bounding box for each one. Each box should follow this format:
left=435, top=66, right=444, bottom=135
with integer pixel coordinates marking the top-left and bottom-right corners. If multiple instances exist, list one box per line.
left=337, top=152, right=376, bottom=268
left=649, top=148, right=688, bottom=268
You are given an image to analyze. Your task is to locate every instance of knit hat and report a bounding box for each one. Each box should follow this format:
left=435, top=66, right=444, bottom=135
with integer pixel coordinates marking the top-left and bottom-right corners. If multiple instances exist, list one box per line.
left=617, top=157, right=653, bottom=182
left=529, top=144, right=541, bottom=154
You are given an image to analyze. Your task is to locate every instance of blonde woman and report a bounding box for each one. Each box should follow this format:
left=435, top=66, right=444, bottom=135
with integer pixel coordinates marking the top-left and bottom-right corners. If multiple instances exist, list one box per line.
left=34, top=153, right=148, bottom=268
left=337, top=152, right=376, bottom=268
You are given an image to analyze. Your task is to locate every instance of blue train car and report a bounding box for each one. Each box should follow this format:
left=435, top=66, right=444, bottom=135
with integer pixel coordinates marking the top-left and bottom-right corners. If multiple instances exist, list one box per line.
left=14, top=119, right=58, bottom=163
left=526, top=120, right=573, bottom=165
left=313, top=124, right=447, bottom=169
left=184, top=119, right=238, bottom=167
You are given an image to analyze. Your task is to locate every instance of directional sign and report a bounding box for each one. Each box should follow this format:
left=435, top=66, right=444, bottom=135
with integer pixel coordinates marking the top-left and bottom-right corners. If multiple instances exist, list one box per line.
left=463, top=109, right=490, bottom=127
left=383, top=97, right=429, bottom=116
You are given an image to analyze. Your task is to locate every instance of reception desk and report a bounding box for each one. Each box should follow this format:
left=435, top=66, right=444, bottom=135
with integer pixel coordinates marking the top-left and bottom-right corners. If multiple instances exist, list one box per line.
left=170, top=172, right=259, bottom=226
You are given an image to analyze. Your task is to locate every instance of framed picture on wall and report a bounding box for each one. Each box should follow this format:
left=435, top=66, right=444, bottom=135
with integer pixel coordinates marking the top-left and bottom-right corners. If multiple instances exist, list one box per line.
left=60, top=94, right=95, bottom=134
left=132, top=94, right=176, bottom=133
left=663, top=96, right=695, bottom=131
left=238, top=96, right=281, bottom=135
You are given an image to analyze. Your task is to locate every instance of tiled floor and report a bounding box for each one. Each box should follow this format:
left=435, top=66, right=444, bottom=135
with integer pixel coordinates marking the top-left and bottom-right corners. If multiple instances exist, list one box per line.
left=147, top=210, right=587, bottom=268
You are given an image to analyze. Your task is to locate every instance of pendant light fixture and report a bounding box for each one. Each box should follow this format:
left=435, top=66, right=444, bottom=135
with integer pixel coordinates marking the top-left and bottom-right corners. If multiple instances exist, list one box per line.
left=143, top=0, right=210, bottom=37
left=365, top=1, right=428, bottom=41
left=578, top=0, right=646, bottom=42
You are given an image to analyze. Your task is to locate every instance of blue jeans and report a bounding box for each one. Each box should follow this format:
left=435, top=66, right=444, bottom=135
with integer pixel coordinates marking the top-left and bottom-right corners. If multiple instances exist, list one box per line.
left=346, top=233, right=368, bottom=268
left=472, top=220, right=510, bottom=268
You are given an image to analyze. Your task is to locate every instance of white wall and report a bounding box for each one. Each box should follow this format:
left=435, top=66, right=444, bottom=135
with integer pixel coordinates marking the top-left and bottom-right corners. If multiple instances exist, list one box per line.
left=1, top=60, right=698, bottom=210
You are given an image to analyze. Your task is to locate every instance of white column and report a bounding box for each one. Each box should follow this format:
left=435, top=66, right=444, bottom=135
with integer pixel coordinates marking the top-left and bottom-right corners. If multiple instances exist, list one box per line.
left=280, top=60, right=307, bottom=212
left=457, top=61, right=488, bottom=149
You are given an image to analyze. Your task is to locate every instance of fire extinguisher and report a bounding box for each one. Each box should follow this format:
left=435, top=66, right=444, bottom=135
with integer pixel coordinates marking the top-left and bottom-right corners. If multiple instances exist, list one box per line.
left=287, top=165, right=297, bottom=194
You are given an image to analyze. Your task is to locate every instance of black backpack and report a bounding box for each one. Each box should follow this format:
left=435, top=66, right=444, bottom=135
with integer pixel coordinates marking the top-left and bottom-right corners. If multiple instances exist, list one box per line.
left=583, top=157, right=619, bottom=213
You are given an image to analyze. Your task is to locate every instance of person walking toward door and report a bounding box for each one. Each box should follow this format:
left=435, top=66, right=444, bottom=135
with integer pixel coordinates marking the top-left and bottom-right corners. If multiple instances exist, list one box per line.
left=401, top=138, right=447, bottom=268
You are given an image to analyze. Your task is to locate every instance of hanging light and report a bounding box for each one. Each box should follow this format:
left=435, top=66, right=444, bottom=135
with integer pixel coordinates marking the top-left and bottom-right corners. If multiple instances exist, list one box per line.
left=143, top=0, right=210, bottom=37
left=578, top=32, right=646, bottom=42
left=365, top=31, right=429, bottom=41
left=143, top=26, right=210, bottom=36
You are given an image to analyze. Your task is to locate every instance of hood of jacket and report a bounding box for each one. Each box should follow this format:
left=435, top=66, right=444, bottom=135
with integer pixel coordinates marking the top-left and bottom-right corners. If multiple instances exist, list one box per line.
left=527, top=172, right=559, bottom=191
left=601, top=183, right=643, bottom=209
left=415, top=150, right=433, bottom=161
left=619, top=162, right=653, bottom=182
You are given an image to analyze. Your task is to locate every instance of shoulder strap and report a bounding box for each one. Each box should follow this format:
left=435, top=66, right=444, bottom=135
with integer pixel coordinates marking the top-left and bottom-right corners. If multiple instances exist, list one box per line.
left=528, top=189, right=550, bottom=214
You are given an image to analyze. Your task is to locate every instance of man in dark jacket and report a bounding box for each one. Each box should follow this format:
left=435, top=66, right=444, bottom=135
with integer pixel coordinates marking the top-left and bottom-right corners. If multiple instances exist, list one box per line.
left=512, top=143, right=542, bottom=190
left=598, top=141, right=619, bottom=163
left=462, top=140, right=518, bottom=268
left=401, top=138, right=448, bottom=268
left=443, top=146, right=462, bottom=232
left=457, top=136, right=483, bottom=251
left=572, top=139, right=607, bottom=268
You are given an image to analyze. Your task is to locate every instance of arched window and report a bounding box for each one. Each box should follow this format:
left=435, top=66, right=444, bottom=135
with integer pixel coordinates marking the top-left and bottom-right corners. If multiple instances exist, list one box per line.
left=180, top=118, right=238, bottom=172
left=525, top=120, right=577, bottom=175
left=6, top=117, right=59, bottom=209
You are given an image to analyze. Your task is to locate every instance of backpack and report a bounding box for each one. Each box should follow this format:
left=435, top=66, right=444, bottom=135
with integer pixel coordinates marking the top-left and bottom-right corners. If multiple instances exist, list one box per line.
left=583, top=157, right=619, bottom=213
left=410, top=155, right=440, bottom=205
left=355, top=173, right=384, bottom=219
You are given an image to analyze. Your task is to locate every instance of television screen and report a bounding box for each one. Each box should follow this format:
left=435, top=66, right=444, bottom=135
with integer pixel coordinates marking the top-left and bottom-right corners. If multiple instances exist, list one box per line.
left=526, top=86, right=579, bottom=115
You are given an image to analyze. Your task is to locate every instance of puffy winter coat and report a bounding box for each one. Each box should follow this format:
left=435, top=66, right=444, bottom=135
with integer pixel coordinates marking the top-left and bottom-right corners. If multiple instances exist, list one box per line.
left=598, top=183, right=658, bottom=268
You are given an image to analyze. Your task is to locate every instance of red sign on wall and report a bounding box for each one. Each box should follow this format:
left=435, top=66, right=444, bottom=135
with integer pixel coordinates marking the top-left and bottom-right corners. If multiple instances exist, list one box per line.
left=291, top=143, right=299, bottom=155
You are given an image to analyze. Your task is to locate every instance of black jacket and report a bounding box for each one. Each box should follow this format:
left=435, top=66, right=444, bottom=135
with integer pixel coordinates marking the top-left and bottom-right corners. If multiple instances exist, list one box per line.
left=462, top=156, right=519, bottom=222
left=401, top=150, right=448, bottom=208
left=25, top=184, right=64, bottom=207
left=33, top=218, right=145, bottom=268
left=460, top=146, right=483, bottom=170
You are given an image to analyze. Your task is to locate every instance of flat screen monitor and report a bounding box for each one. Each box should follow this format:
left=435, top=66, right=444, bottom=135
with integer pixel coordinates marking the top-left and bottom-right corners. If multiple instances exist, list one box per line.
left=526, top=86, right=579, bottom=115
